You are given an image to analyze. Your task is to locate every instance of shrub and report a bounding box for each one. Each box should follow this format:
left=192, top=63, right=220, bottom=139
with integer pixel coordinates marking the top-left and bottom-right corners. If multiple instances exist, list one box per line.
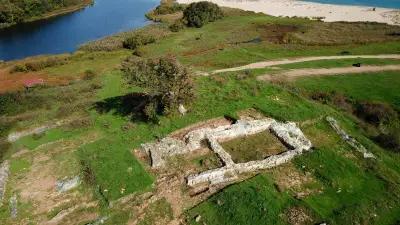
left=133, top=47, right=147, bottom=57
left=11, top=64, right=28, bottom=73
left=11, top=56, right=69, bottom=73
left=375, top=130, right=400, bottom=152
left=169, top=20, right=185, bottom=32
left=0, top=91, right=45, bottom=115
left=183, top=1, right=223, bottom=28
left=122, top=34, right=156, bottom=50
left=83, top=69, right=97, bottom=80
left=153, top=1, right=184, bottom=15
left=122, top=56, right=194, bottom=119
left=355, top=102, right=397, bottom=126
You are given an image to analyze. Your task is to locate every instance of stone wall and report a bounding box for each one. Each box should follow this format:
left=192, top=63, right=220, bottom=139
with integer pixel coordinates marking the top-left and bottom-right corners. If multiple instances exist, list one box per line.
left=326, top=117, right=375, bottom=159
left=140, top=118, right=313, bottom=187
left=0, top=160, right=10, bottom=206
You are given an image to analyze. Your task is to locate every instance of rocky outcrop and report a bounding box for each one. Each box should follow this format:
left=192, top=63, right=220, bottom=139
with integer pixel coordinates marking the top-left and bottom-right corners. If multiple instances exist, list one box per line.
left=141, top=118, right=313, bottom=187
left=0, top=160, right=10, bottom=206
left=326, top=117, right=375, bottom=159
left=56, top=176, right=81, bottom=193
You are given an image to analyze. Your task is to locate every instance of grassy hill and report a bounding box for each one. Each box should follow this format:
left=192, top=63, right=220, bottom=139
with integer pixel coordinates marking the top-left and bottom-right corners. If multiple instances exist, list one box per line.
left=0, top=2, right=399, bottom=224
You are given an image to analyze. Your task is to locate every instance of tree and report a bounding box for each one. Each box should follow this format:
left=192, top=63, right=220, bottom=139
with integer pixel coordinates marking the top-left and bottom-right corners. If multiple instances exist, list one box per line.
left=122, top=56, right=194, bottom=120
left=183, top=1, right=223, bottom=28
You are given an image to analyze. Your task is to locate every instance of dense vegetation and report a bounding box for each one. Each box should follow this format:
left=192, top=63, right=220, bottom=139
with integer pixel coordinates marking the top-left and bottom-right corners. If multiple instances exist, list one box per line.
left=122, top=56, right=193, bottom=121
left=183, top=1, right=223, bottom=28
left=0, top=0, right=89, bottom=26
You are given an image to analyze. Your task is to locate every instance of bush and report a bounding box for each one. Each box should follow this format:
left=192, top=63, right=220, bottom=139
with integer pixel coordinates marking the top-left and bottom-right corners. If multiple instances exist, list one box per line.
left=0, top=91, right=45, bottom=115
left=375, top=130, right=400, bottom=152
left=122, top=56, right=194, bottom=119
left=355, top=102, right=397, bottom=126
left=11, top=56, right=69, bottom=73
left=83, top=69, right=97, bottom=80
left=11, top=64, right=28, bottom=73
left=123, top=34, right=156, bottom=50
left=169, top=20, right=185, bottom=32
left=183, top=1, right=223, bottom=28
left=153, top=1, right=184, bottom=15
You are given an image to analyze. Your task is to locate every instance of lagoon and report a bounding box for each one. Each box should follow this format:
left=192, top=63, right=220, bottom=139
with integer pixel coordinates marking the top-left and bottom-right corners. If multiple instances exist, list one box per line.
left=0, top=0, right=158, bottom=61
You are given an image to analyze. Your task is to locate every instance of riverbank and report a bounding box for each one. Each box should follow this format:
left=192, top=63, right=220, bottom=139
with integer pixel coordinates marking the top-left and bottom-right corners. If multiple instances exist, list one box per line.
left=177, top=0, right=400, bottom=25
left=0, top=0, right=93, bottom=29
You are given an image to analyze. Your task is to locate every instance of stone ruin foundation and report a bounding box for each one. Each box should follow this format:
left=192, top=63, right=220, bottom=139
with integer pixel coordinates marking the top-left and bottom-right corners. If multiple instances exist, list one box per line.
left=326, top=116, right=375, bottom=159
left=141, top=118, right=313, bottom=187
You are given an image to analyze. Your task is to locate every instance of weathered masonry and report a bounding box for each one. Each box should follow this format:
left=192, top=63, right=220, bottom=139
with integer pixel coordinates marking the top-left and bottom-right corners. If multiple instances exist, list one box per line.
left=141, top=118, right=313, bottom=187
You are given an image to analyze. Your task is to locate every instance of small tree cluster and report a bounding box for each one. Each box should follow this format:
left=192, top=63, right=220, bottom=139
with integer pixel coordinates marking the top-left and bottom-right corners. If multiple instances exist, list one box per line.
left=122, top=34, right=155, bottom=50
left=183, top=1, right=223, bottom=28
left=152, top=0, right=184, bottom=15
left=122, top=56, right=193, bottom=121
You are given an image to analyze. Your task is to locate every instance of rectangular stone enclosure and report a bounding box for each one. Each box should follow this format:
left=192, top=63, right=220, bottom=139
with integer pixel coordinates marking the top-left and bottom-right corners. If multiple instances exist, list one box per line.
left=141, top=118, right=312, bottom=187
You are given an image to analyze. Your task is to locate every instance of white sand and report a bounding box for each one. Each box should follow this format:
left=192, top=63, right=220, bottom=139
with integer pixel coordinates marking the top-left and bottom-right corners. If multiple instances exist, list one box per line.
left=177, top=0, right=400, bottom=25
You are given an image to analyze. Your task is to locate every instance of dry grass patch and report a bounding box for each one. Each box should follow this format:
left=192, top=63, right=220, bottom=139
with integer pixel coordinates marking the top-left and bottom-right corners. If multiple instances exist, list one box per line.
left=221, top=131, right=287, bottom=163
left=290, top=22, right=400, bottom=45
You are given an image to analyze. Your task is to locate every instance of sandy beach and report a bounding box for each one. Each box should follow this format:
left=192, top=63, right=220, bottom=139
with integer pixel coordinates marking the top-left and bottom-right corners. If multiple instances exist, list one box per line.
left=177, top=0, right=400, bottom=25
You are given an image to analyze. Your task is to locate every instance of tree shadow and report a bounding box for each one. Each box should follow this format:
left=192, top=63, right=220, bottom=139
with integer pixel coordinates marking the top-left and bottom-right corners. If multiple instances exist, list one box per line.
left=94, top=92, right=150, bottom=122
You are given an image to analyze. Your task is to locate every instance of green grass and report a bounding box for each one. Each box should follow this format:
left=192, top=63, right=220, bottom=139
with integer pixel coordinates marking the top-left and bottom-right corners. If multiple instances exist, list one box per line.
left=141, top=11, right=400, bottom=70
left=77, top=137, right=154, bottom=201
left=221, top=131, right=286, bottom=163
left=186, top=174, right=293, bottom=225
left=278, top=58, right=400, bottom=69
left=293, top=71, right=400, bottom=109
left=10, top=158, right=31, bottom=174
left=3, top=6, right=400, bottom=223
left=13, top=127, right=85, bottom=150
left=138, top=198, right=173, bottom=225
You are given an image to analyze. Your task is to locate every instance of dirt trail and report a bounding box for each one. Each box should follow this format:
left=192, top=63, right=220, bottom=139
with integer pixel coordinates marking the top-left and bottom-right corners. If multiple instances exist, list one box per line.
left=212, top=54, right=400, bottom=74
left=258, top=65, right=400, bottom=81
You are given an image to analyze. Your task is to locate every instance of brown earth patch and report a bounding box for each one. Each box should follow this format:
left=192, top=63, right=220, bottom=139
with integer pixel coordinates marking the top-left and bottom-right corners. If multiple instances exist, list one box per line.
left=285, top=206, right=314, bottom=225
left=0, top=68, right=71, bottom=93
left=270, top=163, right=321, bottom=199
left=257, top=24, right=299, bottom=44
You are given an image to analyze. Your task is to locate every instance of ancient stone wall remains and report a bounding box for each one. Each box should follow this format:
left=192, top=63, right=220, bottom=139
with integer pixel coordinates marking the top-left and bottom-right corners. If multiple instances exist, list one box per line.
left=326, top=116, right=375, bottom=159
left=141, top=118, right=313, bottom=187
left=0, top=160, right=10, bottom=206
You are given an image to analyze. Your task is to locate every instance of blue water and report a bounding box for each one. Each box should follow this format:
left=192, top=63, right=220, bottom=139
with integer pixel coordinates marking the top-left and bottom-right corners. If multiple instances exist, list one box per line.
left=0, top=0, right=159, bottom=61
left=306, top=0, right=400, bottom=9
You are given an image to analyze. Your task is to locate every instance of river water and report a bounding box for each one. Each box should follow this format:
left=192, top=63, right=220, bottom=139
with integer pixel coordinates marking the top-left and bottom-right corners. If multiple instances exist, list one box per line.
left=0, top=0, right=159, bottom=61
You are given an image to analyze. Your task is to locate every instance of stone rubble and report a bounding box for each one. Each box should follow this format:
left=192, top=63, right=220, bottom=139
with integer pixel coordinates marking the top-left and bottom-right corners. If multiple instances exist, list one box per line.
left=326, top=116, right=375, bottom=159
left=7, top=119, right=70, bottom=142
left=56, top=176, right=81, bottom=193
left=141, top=118, right=313, bottom=187
left=9, top=194, right=17, bottom=218
left=0, top=160, right=10, bottom=206
left=178, top=104, right=187, bottom=116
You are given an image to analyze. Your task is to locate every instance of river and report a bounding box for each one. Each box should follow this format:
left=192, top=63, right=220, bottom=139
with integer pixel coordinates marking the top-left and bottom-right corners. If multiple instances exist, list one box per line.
left=0, top=0, right=159, bottom=61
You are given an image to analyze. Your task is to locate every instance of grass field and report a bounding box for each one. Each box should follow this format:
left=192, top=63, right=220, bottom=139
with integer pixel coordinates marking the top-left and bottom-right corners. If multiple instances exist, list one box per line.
left=293, top=71, right=400, bottom=109
left=1, top=4, right=400, bottom=225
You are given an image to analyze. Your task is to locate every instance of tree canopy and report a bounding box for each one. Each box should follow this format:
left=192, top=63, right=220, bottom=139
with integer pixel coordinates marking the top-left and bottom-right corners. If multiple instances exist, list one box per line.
left=183, top=1, right=223, bottom=28
left=122, top=56, right=194, bottom=120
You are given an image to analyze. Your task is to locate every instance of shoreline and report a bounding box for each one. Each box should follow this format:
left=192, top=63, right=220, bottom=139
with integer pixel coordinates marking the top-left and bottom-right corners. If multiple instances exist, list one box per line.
left=177, top=0, right=400, bottom=25
left=0, top=0, right=93, bottom=30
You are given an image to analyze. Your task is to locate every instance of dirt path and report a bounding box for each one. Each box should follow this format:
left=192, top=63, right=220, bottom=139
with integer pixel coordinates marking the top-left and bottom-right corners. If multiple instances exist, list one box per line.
left=257, top=65, right=400, bottom=81
left=212, top=54, right=400, bottom=74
